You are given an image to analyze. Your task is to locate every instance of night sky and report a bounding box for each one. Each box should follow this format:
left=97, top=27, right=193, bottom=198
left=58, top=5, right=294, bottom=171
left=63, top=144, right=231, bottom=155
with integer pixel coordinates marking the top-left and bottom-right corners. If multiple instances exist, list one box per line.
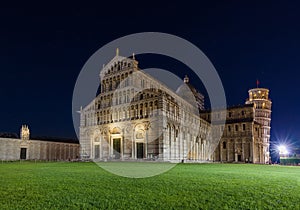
left=1, top=2, right=299, bottom=150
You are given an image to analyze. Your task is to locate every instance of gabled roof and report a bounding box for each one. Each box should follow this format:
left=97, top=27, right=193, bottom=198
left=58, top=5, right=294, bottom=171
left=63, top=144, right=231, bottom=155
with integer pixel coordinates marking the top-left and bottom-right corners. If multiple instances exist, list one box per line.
left=99, top=53, right=134, bottom=79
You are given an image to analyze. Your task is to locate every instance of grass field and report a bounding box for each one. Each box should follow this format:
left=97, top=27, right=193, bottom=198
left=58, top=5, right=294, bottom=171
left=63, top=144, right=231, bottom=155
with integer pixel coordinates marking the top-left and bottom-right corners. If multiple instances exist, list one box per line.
left=0, top=162, right=299, bottom=209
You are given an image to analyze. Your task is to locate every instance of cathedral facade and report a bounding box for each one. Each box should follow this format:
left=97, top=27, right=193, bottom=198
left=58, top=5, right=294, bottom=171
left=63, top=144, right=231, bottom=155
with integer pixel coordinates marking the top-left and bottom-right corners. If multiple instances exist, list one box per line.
left=79, top=50, right=271, bottom=164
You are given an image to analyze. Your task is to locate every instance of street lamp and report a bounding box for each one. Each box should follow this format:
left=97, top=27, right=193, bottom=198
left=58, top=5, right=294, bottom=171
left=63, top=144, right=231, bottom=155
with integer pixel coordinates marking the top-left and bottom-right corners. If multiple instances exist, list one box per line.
left=278, top=145, right=288, bottom=156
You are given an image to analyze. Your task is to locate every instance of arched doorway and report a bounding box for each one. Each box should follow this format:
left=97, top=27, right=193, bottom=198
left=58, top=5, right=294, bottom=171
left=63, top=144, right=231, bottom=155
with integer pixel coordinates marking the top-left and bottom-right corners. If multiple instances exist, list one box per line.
left=110, top=127, right=123, bottom=159
left=135, top=129, right=145, bottom=159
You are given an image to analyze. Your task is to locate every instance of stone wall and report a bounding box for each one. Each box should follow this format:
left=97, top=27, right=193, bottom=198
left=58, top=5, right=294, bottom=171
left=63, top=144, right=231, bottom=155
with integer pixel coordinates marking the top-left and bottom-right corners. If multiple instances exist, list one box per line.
left=200, top=105, right=265, bottom=163
left=0, top=138, right=79, bottom=161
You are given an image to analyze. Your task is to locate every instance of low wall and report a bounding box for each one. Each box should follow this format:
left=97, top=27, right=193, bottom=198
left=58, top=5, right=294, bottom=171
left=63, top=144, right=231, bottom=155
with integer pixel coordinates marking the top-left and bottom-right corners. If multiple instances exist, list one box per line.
left=0, top=138, right=79, bottom=161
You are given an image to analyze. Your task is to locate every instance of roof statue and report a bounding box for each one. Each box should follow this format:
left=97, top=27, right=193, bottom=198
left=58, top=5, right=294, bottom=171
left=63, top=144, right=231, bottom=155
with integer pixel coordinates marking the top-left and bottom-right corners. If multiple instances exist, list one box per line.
left=20, top=125, right=30, bottom=140
left=184, top=75, right=189, bottom=83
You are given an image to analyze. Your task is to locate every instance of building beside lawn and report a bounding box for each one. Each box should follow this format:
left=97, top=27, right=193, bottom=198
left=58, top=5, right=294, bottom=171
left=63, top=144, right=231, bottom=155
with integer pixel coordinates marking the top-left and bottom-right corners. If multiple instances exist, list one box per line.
left=0, top=125, right=79, bottom=161
left=79, top=50, right=212, bottom=162
left=79, top=50, right=272, bottom=164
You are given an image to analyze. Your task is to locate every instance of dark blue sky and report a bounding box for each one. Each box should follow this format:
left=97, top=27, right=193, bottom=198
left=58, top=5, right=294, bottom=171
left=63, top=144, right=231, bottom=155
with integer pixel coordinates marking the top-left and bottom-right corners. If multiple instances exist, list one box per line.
left=0, top=2, right=299, bottom=147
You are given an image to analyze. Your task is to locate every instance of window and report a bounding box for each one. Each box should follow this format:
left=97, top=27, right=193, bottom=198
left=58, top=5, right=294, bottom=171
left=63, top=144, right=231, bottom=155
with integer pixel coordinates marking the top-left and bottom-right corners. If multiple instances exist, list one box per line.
left=228, top=112, right=232, bottom=117
left=228, top=125, right=231, bottom=132
left=235, top=125, right=239, bottom=131
left=222, top=142, right=226, bottom=149
left=241, top=110, right=244, bottom=116
left=243, top=124, right=246, bottom=131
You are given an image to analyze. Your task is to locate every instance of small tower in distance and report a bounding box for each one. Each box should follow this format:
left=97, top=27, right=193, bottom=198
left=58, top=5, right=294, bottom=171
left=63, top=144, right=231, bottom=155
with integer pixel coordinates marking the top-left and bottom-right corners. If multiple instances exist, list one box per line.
left=20, top=125, right=30, bottom=140
left=246, top=84, right=272, bottom=163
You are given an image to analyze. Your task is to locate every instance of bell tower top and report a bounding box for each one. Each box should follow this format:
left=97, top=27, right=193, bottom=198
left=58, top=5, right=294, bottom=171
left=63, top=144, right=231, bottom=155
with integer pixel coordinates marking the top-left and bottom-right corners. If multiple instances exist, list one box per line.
left=246, top=87, right=271, bottom=110
left=247, top=88, right=270, bottom=101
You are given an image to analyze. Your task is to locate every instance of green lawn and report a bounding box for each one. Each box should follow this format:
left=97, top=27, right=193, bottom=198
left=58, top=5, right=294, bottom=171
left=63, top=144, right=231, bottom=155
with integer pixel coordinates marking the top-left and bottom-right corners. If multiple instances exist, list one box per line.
left=0, top=162, right=299, bottom=209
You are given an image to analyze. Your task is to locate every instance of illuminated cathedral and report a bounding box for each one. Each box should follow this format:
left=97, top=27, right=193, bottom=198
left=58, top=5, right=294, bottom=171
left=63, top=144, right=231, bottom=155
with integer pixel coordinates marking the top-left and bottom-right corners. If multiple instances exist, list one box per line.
left=79, top=50, right=271, bottom=163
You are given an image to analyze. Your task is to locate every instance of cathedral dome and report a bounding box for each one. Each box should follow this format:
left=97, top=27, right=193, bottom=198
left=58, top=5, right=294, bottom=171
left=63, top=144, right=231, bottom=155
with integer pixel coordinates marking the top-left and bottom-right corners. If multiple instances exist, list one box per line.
left=176, top=82, right=197, bottom=107
left=176, top=75, right=205, bottom=112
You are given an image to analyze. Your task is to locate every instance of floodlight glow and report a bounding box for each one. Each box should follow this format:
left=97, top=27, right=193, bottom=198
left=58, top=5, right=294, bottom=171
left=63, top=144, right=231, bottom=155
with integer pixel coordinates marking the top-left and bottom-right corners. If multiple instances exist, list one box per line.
left=278, top=145, right=288, bottom=155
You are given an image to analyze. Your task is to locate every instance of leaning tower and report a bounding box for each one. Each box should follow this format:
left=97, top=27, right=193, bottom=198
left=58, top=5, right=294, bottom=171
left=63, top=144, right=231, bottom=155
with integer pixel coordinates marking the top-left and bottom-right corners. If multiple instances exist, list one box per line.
left=246, top=87, right=272, bottom=163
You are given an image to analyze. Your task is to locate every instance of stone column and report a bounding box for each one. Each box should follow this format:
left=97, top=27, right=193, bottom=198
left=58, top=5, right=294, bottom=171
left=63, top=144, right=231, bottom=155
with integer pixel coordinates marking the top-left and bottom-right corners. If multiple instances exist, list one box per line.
left=178, top=131, right=181, bottom=160
left=193, top=138, right=196, bottom=161
left=242, top=140, right=245, bottom=162
left=201, top=142, right=204, bottom=161
left=227, top=141, right=230, bottom=161
left=196, top=142, right=199, bottom=161
left=260, top=145, right=263, bottom=163
left=234, top=140, right=238, bottom=162
left=99, top=136, right=102, bottom=160
left=121, top=136, right=123, bottom=160
left=109, top=135, right=112, bottom=158
left=169, top=127, right=171, bottom=160
left=202, top=140, right=206, bottom=160
left=250, top=138, right=254, bottom=163
left=173, top=132, right=176, bottom=161
left=220, top=142, right=222, bottom=162
left=145, top=129, right=148, bottom=159
left=131, top=129, right=134, bottom=159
